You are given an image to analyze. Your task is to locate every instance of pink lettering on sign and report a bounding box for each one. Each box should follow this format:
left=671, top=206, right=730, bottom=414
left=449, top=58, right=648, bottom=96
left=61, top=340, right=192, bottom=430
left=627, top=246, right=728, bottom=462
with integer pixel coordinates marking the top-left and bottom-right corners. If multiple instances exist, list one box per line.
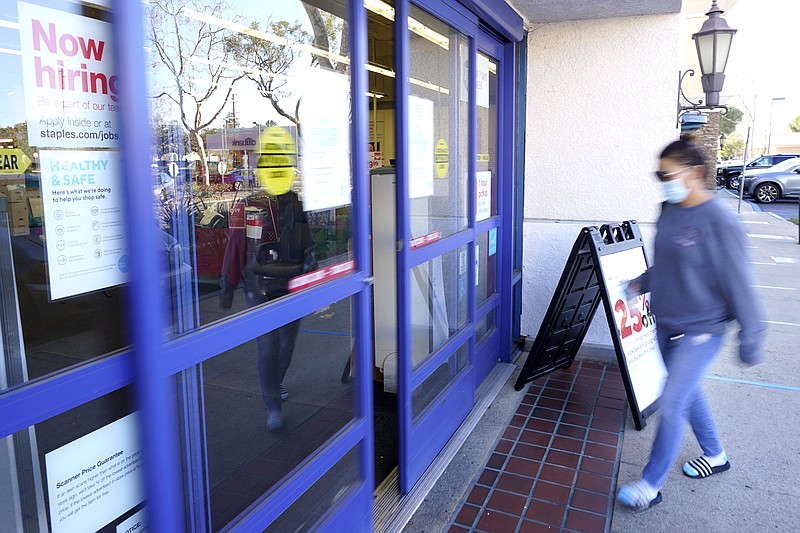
left=29, top=19, right=119, bottom=102
left=32, top=19, right=106, bottom=60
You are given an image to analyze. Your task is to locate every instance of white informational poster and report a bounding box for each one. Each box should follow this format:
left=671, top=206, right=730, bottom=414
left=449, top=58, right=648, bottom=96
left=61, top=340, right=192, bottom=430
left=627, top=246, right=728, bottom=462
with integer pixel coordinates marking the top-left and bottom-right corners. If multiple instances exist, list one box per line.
left=430, top=256, right=448, bottom=349
left=475, top=244, right=480, bottom=286
left=476, top=54, right=490, bottom=109
left=408, top=95, right=434, bottom=198
left=116, top=508, right=147, bottom=533
left=458, top=248, right=467, bottom=300
left=460, top=42, right=469, bottom=103
left=476, top=171, right=491, bottom=221
left=18, top=3, right=120, bottom=149
left=45, top=413, right=143, bottom=533
left=39, top=150, right=127, bottom=300
left=300, top=69, right=351, bottom=211
left=599, top=248, right=668, bottom=411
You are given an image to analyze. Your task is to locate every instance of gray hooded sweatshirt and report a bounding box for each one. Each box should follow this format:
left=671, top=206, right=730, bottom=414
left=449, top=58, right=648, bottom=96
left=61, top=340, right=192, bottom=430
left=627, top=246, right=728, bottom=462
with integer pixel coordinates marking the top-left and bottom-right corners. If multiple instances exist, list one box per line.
left=635, top=198, right=766, bottom=365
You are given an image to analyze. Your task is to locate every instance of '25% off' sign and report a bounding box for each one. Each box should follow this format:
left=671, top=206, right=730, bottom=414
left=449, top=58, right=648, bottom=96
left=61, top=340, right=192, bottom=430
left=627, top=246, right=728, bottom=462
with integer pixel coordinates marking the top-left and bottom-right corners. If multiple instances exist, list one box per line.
left=613, top=294, right=656, bottom=340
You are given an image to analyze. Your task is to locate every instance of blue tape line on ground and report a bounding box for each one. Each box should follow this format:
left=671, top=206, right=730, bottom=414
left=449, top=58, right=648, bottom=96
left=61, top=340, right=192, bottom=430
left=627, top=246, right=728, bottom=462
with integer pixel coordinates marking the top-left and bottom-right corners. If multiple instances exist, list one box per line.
left=704, top=374, right=800, bottom=392
left=299, top=328, right=351, bottom=337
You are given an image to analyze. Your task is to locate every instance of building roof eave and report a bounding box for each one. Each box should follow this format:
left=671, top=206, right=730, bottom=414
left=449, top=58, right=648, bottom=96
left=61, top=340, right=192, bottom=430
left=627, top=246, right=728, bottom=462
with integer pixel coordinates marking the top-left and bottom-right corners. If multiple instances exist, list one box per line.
left=509, top=0, right=683, bottom=24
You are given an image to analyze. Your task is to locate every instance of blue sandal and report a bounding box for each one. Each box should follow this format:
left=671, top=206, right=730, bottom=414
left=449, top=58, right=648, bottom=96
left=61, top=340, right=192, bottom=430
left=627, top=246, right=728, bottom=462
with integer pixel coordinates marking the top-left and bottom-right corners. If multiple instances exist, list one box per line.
left=683, top=456, right=730, bottom=479
left=616, top=481, right=663, bottom=511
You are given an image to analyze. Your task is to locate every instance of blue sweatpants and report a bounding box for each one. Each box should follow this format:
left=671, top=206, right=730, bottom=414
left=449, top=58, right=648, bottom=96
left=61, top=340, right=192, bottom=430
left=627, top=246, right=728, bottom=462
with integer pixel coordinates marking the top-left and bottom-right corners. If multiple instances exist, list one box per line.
left=641, top=331, right=725, bottom=489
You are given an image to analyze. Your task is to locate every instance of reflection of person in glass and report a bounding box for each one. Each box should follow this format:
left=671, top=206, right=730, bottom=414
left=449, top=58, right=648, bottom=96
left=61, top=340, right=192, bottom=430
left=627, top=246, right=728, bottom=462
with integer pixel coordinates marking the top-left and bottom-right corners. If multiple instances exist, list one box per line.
left=220, top=191, right=317, bottom=432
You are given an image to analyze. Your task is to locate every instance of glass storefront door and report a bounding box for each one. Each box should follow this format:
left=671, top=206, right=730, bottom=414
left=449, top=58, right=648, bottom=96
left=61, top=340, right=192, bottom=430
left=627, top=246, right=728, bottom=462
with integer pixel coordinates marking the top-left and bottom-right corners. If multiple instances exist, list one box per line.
left=396, top=1, right=475, bottom=494
left=395, top=16, right=517, bottom=494
left=0, top=2, right=132, bottom=530
left=474, top=33, right=505, bottom=387
left=367, top=0, right=518, bottom=497
left=0, top=0, right=522, bottom=529
left=144, top=1, right=375, bottom=529
left=0, top=0, right=376, bottom=530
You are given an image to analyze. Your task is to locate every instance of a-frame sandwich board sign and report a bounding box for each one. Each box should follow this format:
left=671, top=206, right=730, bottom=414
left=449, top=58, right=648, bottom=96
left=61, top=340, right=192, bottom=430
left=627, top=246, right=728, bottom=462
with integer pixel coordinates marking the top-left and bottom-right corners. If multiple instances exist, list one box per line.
left=515, top=221, right=667, bottom=430
left=513, top=225, right=604, bottom=387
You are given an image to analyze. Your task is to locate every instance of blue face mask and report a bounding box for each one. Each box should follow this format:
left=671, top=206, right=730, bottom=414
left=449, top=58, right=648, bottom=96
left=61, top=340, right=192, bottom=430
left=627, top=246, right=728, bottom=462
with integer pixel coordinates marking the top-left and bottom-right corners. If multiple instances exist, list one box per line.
left=661, top=177, right=690, bottom=203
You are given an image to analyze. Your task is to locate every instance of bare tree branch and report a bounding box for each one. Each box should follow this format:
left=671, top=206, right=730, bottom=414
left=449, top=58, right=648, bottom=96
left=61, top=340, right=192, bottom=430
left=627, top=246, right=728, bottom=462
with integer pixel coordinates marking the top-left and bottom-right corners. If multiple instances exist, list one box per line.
left=147, top=0, right=245, bottom=184
left=302, top=4, right=334, bottom=70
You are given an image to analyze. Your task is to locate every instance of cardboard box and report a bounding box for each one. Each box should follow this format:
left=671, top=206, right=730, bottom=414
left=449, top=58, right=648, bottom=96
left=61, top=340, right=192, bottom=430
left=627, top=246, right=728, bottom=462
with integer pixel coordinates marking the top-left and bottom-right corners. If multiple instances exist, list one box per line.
left=0, top=181, right=25, bottom=202
left=0, top=174, right=24, bottom=184
left=8, top=201, right=30, bottom=228
left=9, top=226, right=30, bottom=236
left=28, top=195, right=42, bottom=224
left=0, top=175, right=25, bottom=199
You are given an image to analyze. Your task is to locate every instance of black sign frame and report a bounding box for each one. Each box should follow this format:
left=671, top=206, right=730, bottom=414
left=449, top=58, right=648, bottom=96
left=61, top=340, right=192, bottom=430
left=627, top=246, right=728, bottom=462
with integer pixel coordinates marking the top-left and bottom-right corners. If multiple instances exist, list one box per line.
left=515, top=220, right=663, bottom=430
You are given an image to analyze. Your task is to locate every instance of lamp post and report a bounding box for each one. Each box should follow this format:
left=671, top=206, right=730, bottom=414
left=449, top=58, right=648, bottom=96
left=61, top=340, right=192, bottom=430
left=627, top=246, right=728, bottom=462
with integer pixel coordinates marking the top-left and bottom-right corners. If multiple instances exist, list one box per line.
left=693, top=2, right=737, bottom=107
left=252, top=121, right=262, bottom=171
left=677, top=1, right=737, bottom=126
left=766, top=97, right=785, bottom=154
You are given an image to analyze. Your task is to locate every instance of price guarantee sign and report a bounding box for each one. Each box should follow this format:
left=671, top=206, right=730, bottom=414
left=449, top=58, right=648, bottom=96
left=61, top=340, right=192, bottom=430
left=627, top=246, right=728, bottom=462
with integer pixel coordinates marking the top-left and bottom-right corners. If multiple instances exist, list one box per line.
left=598, top=247, right=668, bottom=414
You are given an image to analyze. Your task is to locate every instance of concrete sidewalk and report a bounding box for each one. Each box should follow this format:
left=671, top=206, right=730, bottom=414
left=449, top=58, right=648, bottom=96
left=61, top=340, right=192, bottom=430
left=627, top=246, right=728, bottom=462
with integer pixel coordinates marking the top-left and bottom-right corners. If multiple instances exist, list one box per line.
left=404, top=190, right=800, bottom=533
left=612, top=191, right=800, bottom=532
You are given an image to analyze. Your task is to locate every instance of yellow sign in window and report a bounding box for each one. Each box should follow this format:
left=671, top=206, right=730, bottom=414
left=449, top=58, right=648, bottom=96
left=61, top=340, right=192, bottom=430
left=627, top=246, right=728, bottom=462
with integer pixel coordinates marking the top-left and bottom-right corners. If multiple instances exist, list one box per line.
left=254, top=127, right=297, bottom=195
left=435, top=139, right=449, bottom=179
left=0, top=149, right=32, bottom=174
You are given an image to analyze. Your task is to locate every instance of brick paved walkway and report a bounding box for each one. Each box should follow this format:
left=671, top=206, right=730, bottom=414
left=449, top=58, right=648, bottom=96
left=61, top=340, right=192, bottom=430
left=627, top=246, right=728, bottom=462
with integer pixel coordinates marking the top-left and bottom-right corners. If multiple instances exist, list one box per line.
left=444, top=361, right=628, bottom=533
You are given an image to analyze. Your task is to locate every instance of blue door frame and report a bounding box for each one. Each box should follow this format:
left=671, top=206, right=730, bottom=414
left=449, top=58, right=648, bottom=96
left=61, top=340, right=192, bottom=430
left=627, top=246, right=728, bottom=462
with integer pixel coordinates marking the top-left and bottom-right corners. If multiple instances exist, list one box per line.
left=396, top=0, right=521, bottom=494
left=0, top=0, right=522, bottom=529
left=474, top=29, right=512, bottom=386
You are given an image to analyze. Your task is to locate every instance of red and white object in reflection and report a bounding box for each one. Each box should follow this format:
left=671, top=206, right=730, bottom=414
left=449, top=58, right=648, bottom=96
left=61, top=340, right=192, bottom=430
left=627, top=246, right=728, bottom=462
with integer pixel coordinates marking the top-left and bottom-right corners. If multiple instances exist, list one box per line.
left=287, top=260, right=356, bottom=293
left=410, top=231, right=441, bottom=250
left=245, top=207, right=263, bottom=239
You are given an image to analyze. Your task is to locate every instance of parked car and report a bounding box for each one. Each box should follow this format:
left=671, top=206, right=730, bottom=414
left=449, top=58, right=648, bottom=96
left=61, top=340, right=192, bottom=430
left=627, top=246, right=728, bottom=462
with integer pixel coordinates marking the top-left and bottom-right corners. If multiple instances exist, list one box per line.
left=718, top=154, right=800, bottom=190
left=714, top=160, right=740, bottom=188
left=222, top=169, right=255, bottom=190
left=742, top=158, right=800, bottom=203
left=153, top=171, right=175, bottom=199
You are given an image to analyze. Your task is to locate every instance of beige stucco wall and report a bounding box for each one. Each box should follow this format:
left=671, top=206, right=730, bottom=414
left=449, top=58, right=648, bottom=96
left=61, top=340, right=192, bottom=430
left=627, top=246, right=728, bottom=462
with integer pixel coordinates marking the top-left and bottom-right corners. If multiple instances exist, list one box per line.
left=522, top=14, right=682, bottom=349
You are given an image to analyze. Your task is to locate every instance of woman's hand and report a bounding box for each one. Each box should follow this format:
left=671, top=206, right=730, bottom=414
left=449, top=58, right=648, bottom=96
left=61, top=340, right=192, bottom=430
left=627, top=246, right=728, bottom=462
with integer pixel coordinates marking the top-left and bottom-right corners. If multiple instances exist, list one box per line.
left=625, top=280, right=642, bottom=304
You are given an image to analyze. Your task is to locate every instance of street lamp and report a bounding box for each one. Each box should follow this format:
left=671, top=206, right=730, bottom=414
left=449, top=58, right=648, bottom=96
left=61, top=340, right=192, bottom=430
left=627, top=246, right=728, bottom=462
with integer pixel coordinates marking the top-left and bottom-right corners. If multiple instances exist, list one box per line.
left=766, top=97, right=785, bottom=154
left=251, top=121, right=262, bottom=171
left=693, top=1, right=737, bottom=106
left=677, top=1, right=737, bottom=126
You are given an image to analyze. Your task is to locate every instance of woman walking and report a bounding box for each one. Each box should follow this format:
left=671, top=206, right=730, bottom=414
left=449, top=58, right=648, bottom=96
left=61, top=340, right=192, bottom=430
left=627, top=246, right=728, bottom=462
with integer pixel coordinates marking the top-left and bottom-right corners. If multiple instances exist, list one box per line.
left=616, top=140, right=766, bottom=510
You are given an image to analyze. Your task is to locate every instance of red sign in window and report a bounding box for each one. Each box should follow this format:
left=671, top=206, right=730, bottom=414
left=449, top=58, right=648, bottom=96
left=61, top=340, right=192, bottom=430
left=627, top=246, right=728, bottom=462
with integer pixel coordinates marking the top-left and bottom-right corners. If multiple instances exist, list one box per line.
left=229, top=201, right=245, bottom=229
left=287, top=260, right=356, bottom=293
left=409, top=231, right=441, bottom=250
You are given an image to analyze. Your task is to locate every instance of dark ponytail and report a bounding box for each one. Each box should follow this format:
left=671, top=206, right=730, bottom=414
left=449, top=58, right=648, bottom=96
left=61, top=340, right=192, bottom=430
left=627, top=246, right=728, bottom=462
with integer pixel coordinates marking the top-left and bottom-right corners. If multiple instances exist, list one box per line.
left=659, top=140, right=707, bottom=167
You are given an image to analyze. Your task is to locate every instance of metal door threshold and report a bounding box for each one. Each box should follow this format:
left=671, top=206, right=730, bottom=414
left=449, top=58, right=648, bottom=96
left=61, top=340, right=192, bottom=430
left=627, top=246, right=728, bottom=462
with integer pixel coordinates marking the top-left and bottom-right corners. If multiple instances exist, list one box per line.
left=373, top=362, right=516, bottom=533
